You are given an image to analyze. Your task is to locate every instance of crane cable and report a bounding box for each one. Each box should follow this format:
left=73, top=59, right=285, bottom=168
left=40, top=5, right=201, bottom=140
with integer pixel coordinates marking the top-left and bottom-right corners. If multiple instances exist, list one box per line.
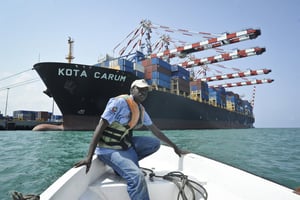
left=0, top=78, right=40, bottom=91
left=0, top=68, right=32, bottom=82
left=0, top=68, right=40, bottom=91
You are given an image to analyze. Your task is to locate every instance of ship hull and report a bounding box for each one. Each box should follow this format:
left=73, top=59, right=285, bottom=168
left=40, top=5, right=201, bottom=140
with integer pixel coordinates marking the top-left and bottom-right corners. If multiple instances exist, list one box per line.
left=33, top=62, right=254, bottom=130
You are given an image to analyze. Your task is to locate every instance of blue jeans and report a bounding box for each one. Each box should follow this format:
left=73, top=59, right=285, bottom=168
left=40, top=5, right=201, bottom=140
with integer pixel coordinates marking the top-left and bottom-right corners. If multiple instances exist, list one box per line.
left=95, top=136, right=160, bottom=200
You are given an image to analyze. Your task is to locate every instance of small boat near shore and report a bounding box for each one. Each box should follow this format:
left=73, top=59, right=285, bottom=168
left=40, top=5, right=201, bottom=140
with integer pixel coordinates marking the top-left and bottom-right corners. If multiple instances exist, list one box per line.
left=39, top=145, right=300, bottom=200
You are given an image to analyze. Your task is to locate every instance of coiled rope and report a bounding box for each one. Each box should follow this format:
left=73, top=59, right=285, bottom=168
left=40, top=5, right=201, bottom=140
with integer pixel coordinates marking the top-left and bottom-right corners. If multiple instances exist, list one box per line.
left=142, top=168, right=208, bottom=200
left=11, top=191, right=39, bottom=200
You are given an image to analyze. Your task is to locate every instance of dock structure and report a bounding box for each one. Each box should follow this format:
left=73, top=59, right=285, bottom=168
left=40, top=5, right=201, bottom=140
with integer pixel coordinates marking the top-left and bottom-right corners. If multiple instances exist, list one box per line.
left=0, top=119, right=61, bottom=130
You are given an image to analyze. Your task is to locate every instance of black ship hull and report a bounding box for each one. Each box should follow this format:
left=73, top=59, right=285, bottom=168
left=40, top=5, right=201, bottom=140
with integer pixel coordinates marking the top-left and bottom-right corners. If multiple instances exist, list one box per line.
left=33, top=62, right=254, bottom=130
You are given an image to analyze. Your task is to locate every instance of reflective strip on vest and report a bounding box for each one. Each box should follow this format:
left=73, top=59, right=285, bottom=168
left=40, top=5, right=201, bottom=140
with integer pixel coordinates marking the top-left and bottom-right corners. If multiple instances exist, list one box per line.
left=119, top=94, right=141, bottom=129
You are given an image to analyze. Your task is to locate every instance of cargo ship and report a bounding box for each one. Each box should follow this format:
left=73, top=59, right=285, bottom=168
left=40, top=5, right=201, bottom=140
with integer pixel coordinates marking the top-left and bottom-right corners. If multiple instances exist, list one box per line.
left=33, top=21, right=273, bottom=131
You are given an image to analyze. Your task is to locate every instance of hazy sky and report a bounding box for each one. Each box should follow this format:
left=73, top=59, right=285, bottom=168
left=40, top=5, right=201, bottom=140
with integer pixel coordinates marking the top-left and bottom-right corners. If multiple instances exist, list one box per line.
left=1, top=0, right=299, bottom=128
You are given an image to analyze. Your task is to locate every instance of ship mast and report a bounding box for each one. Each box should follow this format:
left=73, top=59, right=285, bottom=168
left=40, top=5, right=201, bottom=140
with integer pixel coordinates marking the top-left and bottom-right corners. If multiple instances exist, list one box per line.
left=66, top=37, right=75, bottom=63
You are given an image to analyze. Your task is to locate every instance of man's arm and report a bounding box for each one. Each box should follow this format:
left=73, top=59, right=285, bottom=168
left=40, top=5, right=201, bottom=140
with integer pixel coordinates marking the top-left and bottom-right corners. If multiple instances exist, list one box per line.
left=74, top=118, right=109, bottom=173
left=147, top=123, right=188, bottom=157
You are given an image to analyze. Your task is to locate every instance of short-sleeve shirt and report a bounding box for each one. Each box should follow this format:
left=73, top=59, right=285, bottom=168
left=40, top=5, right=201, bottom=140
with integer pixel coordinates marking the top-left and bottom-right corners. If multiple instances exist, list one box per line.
left=101, top=95, right=152, bottom=127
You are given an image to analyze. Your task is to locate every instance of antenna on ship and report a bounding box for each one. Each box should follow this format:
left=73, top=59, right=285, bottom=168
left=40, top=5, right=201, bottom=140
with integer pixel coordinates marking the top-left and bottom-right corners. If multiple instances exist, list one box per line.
left=66, top=37, right=75, bottom=63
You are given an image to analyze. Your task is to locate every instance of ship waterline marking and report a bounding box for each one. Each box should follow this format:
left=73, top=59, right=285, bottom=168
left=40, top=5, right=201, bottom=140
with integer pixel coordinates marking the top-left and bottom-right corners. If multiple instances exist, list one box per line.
left=58, top=68, right=127, bottom=82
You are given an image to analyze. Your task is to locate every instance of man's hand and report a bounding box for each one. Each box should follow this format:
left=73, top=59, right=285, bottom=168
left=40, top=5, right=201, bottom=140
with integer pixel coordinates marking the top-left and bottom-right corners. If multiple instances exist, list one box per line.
left=173, top=146, right=190, bottom=157
left=74, top=158, right=92, bottom=174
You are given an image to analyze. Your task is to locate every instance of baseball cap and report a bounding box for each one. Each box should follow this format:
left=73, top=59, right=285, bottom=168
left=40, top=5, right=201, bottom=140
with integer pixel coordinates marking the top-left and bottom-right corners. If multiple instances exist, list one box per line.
left=131, top=79, right=150, bottom=89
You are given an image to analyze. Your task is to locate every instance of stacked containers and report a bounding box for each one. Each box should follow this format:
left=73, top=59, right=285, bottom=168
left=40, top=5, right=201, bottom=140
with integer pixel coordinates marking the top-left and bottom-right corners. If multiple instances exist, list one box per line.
left=226, top=91, right=238, bottom=111
left=52, top=115, right=63, bottom=122
left=13, top=110, right=36, bottom=120
left=171, top=65, right=190, bottom=94
left=189, top=80, right=209, bottom=101
left=36, top=111, right=50, bottom=121
left=235, top=96, right=243, bottom=112
left=110, top=59, right=134, bottom=73
left=226, top=92, right=249, bottom=113
left=142, top=58, right=172, bottom=89
left=208, top=87, right=226, bottom=107
left=208, top=88, right=217, bottom=106
left=242, top=100, right=253, bottom=115
left=215, top=87, right=226, bottom=107
left=133, top=62, right=145, bottom=78
left=96, top=56, right=144, bottom=78
left=97, top=58, right=135, bottom=73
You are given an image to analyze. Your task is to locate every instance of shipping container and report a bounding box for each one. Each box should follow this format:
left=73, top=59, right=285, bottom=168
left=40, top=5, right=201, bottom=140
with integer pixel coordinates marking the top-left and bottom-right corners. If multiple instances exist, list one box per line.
left=133, top=62, right=144, bottom=73
left=209, top=87, right=226, bottom=107
left=226, top=102, right=236, bottom=111
left=209, top=98, right=217, bottom=106
left=152, top=71, right=171, bottom=82
left=118, top=58, right=133, bottom=68
left=52, top=115, right=63, bottom=122
left=36, top=111, right=50, bottom=121
left=171, top=65, right=190, bottom=81
left=190, top=80, right=208, bottom=91
left=134, top=70, right=144, bottom=78
left=171, top=77, right=190, bottom=94
left=190, top=80, right=209, bottom=102
left=141, top=58, right=152, bottom=66
left=107, top=58, right=134, bottom=73
left=147, top=79, right=171, bottom=89
left=13, top=110, right=36, bottom=120
left=150, top=58, right=172, bottom=71
left=144, top=64, right=172, bottom=77
left=242, top=100, right=253, bottom=115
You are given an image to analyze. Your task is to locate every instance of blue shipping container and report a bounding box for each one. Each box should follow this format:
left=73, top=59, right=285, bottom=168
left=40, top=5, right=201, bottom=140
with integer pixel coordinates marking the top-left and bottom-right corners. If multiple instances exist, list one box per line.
left=118, top=58, right=133, bottom=68
left=146, top=79, right=171, bottom=89
left=151, top=58, right=172, bottom=71
left=134, top=70, right=144, bottom=78
left=152, top=71, right=171, bottom=82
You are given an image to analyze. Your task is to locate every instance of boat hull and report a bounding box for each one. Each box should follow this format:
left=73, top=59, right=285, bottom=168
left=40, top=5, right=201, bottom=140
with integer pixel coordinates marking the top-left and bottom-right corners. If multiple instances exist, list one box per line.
left=40, top=145, right=300, bottom=200
left=33, top=62, right=254, bottom=130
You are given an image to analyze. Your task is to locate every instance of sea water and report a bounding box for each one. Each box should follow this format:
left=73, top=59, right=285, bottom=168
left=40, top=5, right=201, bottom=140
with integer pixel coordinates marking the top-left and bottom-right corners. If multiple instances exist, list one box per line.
left=0, top=128, right=299, bottom=199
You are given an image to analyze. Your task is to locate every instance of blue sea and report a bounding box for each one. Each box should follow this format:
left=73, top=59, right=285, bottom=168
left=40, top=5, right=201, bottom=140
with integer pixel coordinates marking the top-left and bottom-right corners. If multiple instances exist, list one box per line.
left=0, top=128, right=299, bottom=199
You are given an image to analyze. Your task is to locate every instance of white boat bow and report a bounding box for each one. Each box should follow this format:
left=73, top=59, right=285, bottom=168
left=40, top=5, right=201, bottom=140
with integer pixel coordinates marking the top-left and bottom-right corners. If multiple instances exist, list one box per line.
left=40, top=145, right=300, bottom=200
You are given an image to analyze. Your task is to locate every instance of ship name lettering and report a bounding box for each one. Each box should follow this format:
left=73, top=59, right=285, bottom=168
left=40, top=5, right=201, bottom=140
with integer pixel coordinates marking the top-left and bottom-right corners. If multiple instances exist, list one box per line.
left=94, top=72, right=126, bottom=82
left=58, top=68, right=88, bottom=78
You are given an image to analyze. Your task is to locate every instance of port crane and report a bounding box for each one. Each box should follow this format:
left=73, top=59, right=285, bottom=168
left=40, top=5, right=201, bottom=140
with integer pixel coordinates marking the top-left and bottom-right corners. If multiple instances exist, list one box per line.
left=149, top=28, right=261, bottom=59
left=113, top=20, right=273, bottom=89
left=201, top=69, right=271, bottom=82
left=178, top=47, right=265, bottom=68
left=211, top=78, right=274, bottom=88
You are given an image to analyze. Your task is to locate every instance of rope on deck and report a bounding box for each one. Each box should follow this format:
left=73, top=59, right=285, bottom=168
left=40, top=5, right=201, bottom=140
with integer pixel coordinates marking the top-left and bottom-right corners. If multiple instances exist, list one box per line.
left=142, top=168, right=208, bottom=200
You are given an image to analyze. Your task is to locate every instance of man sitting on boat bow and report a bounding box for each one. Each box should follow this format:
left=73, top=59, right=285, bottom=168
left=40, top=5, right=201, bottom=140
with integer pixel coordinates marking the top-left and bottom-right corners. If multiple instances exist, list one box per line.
left=74, top=79, right=187, bottom=200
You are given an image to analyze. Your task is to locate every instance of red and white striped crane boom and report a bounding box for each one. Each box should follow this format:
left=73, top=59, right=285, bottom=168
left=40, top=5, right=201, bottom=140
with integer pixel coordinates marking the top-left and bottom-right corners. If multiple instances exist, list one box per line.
left=179, top=47, right=265, bottom=68
left=202, top=69, right=271, bottom=82
left=149, top=28, right=261, bottom=59
left=211, top=79, right=274, bottom=88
